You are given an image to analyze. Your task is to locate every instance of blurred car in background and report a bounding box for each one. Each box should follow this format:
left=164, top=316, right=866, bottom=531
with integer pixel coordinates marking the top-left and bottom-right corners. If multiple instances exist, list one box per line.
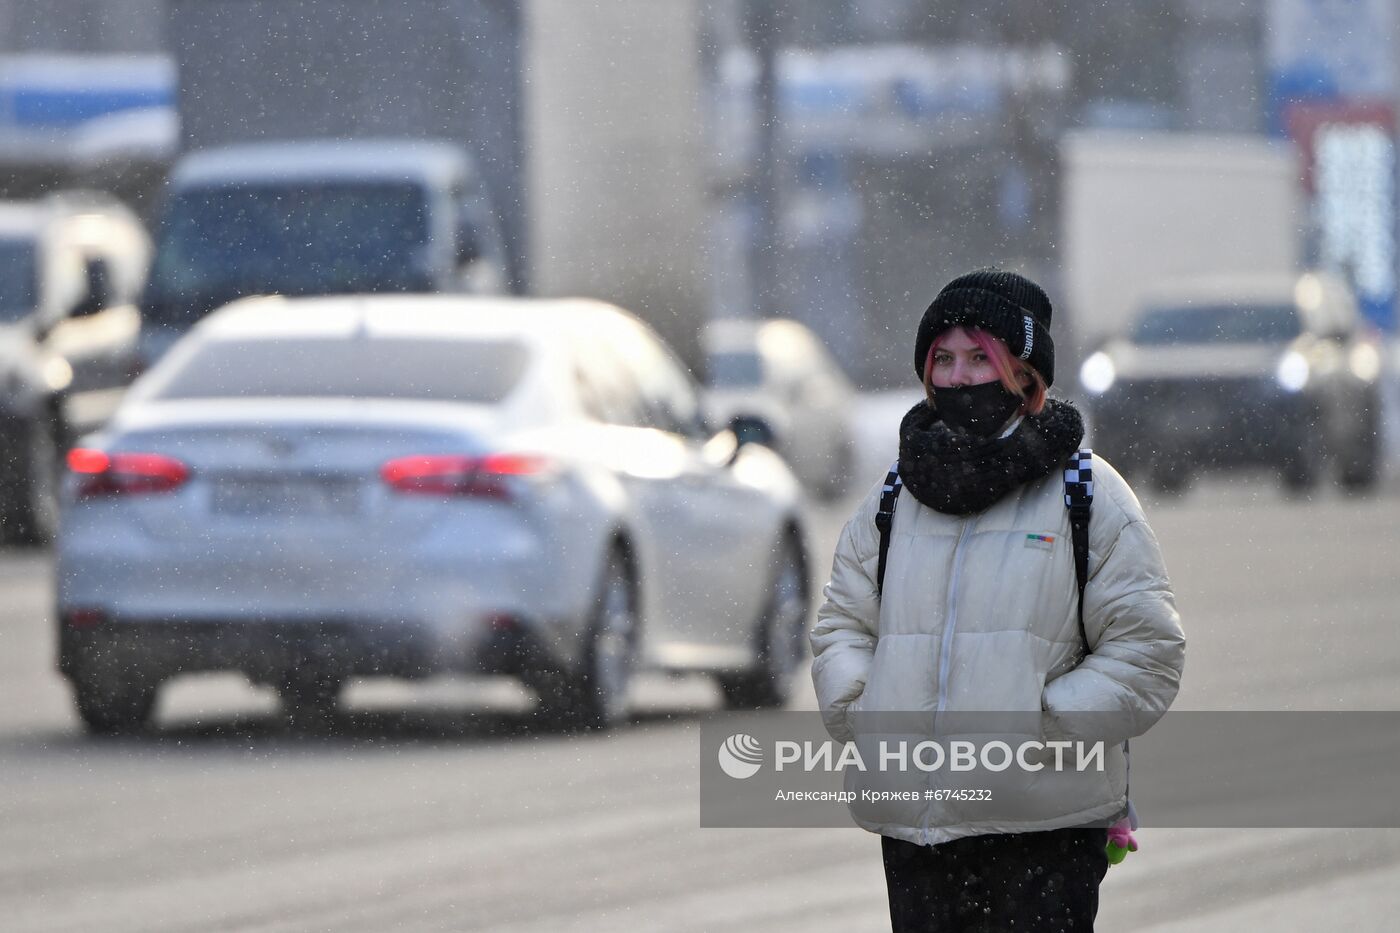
left=1080, top=272, right=1382, bottom=494
left=0, top=193, right=150, bottom=543
left=138, top=139, right=508, bottom=364
left=57, top=295, right=811, bottom=734
left=703, top=317, right=856, bottom=500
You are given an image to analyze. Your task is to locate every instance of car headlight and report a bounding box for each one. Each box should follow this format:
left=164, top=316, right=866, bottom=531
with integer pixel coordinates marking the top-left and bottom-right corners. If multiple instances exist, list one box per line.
left=43, top=356, right=73, bottom=392
left=1275, top=351, right=1310, bottom=392
left=1079, top=352, right=1116, bottom=395
left=1349, top=342, right=1381, bottom=382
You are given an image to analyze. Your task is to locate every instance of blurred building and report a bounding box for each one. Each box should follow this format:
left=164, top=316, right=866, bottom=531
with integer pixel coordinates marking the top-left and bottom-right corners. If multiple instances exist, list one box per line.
left=169, top=0, right=528, bottom=290
left=4, top=0, right=1399, bottom=382
left=1, top=0, right=710, bottom=368
left=0, top=0, right=164, bottom=52
left=525, top=0, right=709, bottom=369
left=702, top=0, right=1400, bottom=387
left=0, top=0, right=170, bottom=211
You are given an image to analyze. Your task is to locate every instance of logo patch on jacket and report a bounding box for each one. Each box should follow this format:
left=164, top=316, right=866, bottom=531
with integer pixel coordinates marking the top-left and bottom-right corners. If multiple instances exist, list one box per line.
left=1024, top=533, right=1056, bottom=551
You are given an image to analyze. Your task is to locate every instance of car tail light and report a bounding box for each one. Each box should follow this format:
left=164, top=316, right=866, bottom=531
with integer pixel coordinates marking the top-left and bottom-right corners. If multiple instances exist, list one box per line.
left=62, top=608, right=108, bottom=629
left=380, top=454, right=554, bottom=499
left=487, top=612, right=522, bottom=632
left=67, top=448, right=191, bottom=497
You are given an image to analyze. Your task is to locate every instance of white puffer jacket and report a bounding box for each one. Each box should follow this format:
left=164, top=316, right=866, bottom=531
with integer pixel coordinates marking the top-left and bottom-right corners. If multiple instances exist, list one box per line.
left=810, top=454, right=1184, bottom=847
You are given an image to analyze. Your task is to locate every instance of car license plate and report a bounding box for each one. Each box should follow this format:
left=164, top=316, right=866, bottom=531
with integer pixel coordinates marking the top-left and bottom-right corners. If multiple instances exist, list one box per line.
left=211, top=476, right=361, bottom=518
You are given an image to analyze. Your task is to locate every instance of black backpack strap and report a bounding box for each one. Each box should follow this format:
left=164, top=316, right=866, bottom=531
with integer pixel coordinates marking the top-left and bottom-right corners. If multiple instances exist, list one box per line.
left=1063, top=448, right=1094, bottom=651
left=875, top=461, right=902, bottom=596
left=876, top=451, right=1091, bottom=627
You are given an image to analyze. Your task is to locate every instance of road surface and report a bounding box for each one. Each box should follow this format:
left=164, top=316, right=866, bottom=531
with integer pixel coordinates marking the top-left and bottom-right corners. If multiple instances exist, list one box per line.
left=3, top=394, right=1398, bottom=931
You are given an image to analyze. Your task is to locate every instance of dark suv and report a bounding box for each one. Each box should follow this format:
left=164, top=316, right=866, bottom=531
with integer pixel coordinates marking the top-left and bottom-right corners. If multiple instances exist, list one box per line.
left=1080, top=273, right=1382, bottom=494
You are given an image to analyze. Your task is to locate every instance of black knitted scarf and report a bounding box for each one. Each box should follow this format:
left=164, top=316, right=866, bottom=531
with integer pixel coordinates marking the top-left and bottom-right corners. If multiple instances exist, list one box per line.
left=897, top=397, right=1085, bottom=515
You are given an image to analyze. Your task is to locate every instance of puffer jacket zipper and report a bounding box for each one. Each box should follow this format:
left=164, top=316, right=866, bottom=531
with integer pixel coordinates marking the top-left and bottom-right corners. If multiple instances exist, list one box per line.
left=924, top=516, right=973, bottom=847
left=936, top=518, right=973, bottom=715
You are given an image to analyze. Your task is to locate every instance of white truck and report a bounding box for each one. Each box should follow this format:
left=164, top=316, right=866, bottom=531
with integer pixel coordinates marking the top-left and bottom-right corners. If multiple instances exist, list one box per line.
left=0, top=193, right=151, bottom=542
left=138, top=139, right=508, bottom=364
left=1060, top=131, right=1303, bottom=363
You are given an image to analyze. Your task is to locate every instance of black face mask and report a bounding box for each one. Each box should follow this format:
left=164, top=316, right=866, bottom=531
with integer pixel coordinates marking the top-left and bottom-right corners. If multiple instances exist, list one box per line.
left=932, top=382, right=1022, bottom=436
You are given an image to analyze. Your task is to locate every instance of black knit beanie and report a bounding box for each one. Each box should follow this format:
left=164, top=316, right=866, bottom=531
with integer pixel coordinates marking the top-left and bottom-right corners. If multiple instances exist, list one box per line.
left=913, top=268, right=1056, bottom=387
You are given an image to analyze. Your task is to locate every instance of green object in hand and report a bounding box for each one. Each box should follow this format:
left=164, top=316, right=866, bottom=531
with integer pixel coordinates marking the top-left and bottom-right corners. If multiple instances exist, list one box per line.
left=1105, top=821, right=1137, bottom=865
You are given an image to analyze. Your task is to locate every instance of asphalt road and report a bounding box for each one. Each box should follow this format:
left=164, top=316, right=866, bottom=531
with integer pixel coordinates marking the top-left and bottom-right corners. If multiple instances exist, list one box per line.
left=4, top=402, right=1400, bottom=931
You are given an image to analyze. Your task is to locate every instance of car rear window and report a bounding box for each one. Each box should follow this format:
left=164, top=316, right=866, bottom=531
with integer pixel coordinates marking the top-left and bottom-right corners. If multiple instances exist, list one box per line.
left=1132, top=304, right=1301, bottom=345
left=147, top=337, right=530, bottom=403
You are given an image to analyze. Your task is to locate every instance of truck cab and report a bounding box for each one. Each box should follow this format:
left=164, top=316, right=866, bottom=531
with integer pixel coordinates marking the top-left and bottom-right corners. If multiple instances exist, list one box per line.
left=0, top=193, right=151, bottom=542
left=139, top=139, right=508, bottom=363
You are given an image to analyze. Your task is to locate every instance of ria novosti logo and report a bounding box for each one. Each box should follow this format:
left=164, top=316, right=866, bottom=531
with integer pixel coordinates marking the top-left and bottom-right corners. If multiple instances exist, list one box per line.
left=717, top=733, right=764, bottom=779
left=715, top=733, right=1108, bottom=779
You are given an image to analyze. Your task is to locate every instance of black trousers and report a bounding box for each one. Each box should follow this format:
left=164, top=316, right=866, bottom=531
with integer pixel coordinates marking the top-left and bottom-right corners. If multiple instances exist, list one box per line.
left=881, top=828, right=1108, bottom=932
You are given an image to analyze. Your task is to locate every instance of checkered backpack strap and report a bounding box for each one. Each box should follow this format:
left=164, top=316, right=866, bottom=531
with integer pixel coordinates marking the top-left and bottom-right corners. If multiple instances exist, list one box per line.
left=1064, top=449, right=1135, bottom=823
left=875, top=461, right=902, bottom=597
left=1063, top=448, right=1094, bottom=650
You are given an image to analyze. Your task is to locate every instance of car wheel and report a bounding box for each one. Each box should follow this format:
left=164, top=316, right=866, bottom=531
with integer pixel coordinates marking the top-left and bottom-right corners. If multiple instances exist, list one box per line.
left=1338, top=422, right=1380, bottom=493
left=73, top=676, right=160, bottom=735
left=544, top=549, right=638, bottom=732
left=1, top=414, right=61, bottom=546
left=718, top=533, right=809, bottom=710
left=277, top=671, right=344, bottom=729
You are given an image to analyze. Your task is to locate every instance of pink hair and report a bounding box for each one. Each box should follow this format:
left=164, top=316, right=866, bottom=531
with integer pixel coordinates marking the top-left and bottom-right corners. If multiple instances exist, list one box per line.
left=924, top=327, right=1047, bottom=416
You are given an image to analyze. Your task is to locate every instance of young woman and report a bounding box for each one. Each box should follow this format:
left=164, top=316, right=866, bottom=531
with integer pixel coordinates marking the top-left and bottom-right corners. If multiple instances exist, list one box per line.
left=810, top=268, right=1185, bottom=931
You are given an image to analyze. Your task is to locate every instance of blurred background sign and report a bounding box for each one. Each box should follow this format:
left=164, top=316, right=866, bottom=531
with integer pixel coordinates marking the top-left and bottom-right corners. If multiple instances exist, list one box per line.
left=0, top=53, right=176, bottom=198
left=1287, top=101, right=1397, bottom=331
left=1266, top=0, right=1396, bottom=125
left=1268, top=0, right=1398, bottom=332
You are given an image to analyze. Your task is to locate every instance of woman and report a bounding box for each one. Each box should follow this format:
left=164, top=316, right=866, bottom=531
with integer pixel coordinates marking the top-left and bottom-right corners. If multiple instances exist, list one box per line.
left=810, top=268, right=1185, bottom=931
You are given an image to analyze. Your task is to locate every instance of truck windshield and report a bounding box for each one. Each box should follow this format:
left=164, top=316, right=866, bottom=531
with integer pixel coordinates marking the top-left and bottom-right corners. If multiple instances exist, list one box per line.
left=1132, top=304, right=1301, bottom=345
left=143, top=182, right=431, bottom=326
left=0, top=239, right=37, bottom=323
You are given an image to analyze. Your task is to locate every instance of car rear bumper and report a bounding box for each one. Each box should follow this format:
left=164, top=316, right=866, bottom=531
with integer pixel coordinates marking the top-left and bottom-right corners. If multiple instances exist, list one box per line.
left=57, top=611, right=568, bottom=685
left=55, top=540, right=596, bottom=683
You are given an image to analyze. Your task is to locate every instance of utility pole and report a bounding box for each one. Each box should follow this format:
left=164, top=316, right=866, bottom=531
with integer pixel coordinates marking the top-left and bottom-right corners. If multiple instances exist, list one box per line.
left=743, top=0, right=781, bottom=320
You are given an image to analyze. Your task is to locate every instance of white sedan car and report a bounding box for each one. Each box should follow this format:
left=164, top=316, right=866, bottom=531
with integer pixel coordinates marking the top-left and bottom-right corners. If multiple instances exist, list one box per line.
left=704, top=318, right=856, bottom=500
left=56, top=295, right=811, bottom=733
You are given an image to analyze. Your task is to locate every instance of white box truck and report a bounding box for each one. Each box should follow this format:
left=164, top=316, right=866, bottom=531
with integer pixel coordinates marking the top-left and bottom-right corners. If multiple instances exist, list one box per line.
left=1060, top=131, right=1303, bottom=361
